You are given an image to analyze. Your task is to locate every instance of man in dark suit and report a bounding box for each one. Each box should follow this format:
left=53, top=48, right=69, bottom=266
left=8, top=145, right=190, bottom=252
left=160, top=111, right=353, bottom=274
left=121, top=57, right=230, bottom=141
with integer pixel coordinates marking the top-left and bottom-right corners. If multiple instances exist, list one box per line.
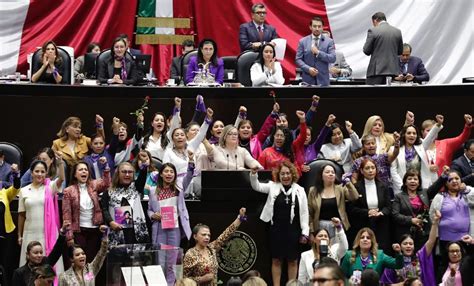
left=451, top=139, right=474, bottom=186
left=295, top=16, right=336, bottom=86
left=170, top=39, right=195, bottom=84
left=394, top=43, right=430, bottom=84
left=239, top=3, right=277, bottom=52
left=119, top=33, right=141, bottom=56
left=363, top=12, right=403, bottom=85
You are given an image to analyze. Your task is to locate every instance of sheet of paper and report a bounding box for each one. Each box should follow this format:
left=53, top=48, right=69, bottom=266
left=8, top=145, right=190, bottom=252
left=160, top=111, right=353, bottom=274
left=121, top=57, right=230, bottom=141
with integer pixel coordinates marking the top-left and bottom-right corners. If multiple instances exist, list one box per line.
left=271, top=38, right=287, bottom=61
left=121, top=266, right=146, bottom=286
left=143, top=265, right=168, bottom=286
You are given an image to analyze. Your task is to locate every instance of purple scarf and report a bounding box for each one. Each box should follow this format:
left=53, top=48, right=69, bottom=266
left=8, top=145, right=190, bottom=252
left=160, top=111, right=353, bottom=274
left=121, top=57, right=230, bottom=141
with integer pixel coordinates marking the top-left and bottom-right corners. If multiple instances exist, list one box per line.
left=115, top=56, right=128, bottom=80
left=405, top=147, right=416, bottom=162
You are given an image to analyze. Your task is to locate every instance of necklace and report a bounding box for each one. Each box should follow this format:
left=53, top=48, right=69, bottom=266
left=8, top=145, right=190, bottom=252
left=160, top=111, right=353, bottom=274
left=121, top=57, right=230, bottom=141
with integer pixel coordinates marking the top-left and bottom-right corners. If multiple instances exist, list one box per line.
left=172, top=148, right=186, bottom=160
left=281, top=186, right=292, bottom=205
left=239, top=140, right=250, bottom=147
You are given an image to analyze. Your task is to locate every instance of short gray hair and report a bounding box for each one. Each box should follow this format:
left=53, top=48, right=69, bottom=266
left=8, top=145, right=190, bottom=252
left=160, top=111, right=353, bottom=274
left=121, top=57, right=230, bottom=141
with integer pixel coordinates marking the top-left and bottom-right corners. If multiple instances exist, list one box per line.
left=252, top=3, right=265, bottom=13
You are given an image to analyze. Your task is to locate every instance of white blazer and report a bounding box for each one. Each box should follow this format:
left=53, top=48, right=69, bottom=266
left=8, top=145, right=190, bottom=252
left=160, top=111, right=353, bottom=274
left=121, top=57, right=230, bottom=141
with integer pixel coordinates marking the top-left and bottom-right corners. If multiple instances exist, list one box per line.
left=298, top=227, right=348, bottom=284
left=249, top=173, right=309, bottom=236
left=390, top=124, right=442, bottom=193
left=250, top=61, right=285, bottom=86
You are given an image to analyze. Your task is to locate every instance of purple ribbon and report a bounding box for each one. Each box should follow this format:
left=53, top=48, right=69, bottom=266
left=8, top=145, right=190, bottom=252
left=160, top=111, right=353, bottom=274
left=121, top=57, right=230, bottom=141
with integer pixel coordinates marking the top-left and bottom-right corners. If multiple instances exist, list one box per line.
left=115, top=56, right=128, bottom=80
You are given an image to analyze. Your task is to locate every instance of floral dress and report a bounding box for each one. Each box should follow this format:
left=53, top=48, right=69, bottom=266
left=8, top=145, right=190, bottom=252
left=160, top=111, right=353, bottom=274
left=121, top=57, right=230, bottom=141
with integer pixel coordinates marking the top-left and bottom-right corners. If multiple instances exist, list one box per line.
left=183, top=223, right=237, bottom=286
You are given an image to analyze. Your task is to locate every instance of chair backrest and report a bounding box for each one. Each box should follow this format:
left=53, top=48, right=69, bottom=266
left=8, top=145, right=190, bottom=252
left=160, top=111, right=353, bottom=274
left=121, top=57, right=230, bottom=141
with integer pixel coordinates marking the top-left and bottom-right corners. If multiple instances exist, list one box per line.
left=181, top=50, right=198, bottom=81
left=221, top=56, right=237, bottom=79
left=0, top=142, right=23, bottom=168
left=298, top=159, right=344, bottom=192
left=96, top=49, right=133, bottom=78
left=31, top=46, right=73, bottom=84
left=236, top=51, right=258, bottom=86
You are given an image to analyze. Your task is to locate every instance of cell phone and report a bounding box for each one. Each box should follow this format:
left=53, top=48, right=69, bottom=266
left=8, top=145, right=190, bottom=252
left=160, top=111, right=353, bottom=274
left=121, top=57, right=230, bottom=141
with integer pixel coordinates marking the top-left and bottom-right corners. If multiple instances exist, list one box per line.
left=319, top=239, right=328, bottom=257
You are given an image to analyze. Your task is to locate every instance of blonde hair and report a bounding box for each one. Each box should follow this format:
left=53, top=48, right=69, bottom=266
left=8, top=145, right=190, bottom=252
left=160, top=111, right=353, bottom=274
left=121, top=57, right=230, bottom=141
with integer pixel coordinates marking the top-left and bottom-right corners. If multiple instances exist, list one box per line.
left=243, top=277, right=267, bottom=286
left=351, top=228, right=378, bottom=264
left=362, top=115, right=394, bottom=153
left=219, top=125, right=238, bottom=148
left=111, top=162, right=135, bottom=189
left=57, top=117, right=82, bottom=140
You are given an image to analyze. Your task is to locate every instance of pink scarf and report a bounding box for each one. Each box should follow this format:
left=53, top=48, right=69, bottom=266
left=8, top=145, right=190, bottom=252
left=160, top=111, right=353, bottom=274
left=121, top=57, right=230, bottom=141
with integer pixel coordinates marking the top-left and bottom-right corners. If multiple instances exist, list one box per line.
left=442, top=263, right=462, bottom=285
left=43, top=178, right=60, bottom=256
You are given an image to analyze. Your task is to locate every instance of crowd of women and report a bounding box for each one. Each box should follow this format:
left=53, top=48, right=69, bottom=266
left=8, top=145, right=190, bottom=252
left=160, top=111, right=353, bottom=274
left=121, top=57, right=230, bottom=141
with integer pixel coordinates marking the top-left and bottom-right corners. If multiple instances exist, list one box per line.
left=1, top=93, right=473, bottom=286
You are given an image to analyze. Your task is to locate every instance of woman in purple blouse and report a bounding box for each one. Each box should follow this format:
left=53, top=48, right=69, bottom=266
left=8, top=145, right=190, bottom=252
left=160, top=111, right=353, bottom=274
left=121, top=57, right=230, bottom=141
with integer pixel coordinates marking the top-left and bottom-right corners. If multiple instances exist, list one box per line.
left=380, top=210, right=440, bottom=285
left=185, top=39, right=224, bottom=85
left=429, top=169, right=474, bottom=251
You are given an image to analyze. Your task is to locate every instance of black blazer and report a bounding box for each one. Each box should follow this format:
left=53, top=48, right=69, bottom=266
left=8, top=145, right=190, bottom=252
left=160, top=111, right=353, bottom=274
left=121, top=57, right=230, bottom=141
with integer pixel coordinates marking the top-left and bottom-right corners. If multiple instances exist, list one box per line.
left=11, top=234, right=65, bottom=286
left=392, top=189, right=430, bottom=241
left=451, top=155, right=474, bottom=186
left=170, top=56, right=182, bottom=82
left=97, top=53, right=137, bottom=85
left=348, top=180, right=392, bottom=252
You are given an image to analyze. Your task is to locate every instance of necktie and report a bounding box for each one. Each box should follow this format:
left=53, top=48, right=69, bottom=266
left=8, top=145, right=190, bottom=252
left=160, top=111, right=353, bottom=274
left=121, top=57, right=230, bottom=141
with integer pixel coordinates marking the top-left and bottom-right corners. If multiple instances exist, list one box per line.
left=258, top=26, right=264, bottom=41
left=314, top=37, right=319, bottom=48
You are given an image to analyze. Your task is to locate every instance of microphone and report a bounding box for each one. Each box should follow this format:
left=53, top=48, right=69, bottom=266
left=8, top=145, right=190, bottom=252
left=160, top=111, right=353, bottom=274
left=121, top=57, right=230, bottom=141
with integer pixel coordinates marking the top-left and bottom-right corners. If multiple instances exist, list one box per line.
left=234, top=154, right=238, bottom=170
left=226, top=154, right=230, bottom=170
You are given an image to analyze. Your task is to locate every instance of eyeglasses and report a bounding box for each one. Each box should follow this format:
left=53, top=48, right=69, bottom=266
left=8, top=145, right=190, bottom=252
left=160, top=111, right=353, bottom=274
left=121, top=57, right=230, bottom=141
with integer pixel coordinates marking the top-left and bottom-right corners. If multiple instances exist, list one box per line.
left=310, top=278, right=337, bottom=285
left=120, top=170, right=134, bottom=174
left=254, top=11, right=267, bottom=16
left=449, top=250, right=461, bottom=254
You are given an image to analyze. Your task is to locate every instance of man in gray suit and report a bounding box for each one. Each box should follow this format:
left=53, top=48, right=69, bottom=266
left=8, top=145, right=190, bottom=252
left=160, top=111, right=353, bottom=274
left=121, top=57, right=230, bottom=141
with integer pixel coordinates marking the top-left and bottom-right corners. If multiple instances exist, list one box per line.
left=363, top=12, right=403, bottom=85
left=322, top=31, right=352, bottom=78
left=295, top=16, right=336, bottom=86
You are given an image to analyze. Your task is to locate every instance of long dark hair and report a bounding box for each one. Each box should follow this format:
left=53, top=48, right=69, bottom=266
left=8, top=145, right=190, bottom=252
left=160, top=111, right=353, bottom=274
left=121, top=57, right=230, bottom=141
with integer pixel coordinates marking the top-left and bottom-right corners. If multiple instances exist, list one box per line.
left=400, top=124, right=422, bottom=146
left=197, top=39, right=218, bottom=67
left=256, top=43, right=276, bottom=72
left=110, top=37, right=129, bottom=62
left=157, top=163, right=178, bottom=193
left=142, top=112, right=169, bottom=151
left=314, top=164, right=340, bottom=192
left=269, top=126, right=294, bottom=162
left=323, top=123, right=348, bottom=145
left=36, top=147, right=58, bottom=178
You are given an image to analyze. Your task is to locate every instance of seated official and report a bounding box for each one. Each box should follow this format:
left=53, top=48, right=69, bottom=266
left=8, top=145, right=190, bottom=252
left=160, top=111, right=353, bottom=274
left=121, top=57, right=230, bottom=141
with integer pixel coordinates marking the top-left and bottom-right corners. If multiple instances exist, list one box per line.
left=250, top=43, right=284, bottom=86
left=321, top=31, right=352, bottom=78
left=394, top=43, right=429, bottom=84
left=170, top=39, right=195, bottom=85
left=31, top=41, right=65, bottom=84
left=330, top=51, right=352, bottom=78
left=74, top=42, right=100, bottom=79
left=185, top=39, right=224, bottom=85
left=97, top=37, right=137, bottom=85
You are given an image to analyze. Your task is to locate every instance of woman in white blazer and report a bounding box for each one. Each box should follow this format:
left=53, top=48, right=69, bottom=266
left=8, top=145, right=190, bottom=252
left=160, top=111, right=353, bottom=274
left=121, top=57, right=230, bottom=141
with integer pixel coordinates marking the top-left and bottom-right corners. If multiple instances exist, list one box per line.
left=390, top=118, right=442, bottom=194
left=250, top=43, right=284, bottom=87
left=250, top=161, right=308, bottom=286
left=298, top=218, right=348, bottom=284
